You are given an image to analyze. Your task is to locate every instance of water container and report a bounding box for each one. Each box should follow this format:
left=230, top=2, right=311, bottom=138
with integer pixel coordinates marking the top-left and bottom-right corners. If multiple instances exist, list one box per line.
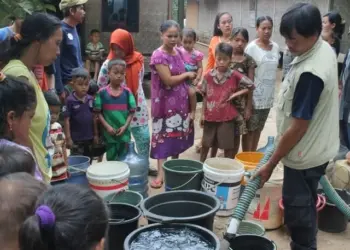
left=257, top=136, right=275, bottom=154
left=119, top=141, right=149, bottom=198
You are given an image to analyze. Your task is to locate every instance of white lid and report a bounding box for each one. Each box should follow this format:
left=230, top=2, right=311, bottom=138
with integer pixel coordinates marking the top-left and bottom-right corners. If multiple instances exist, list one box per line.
left=87, top=161, right=129, bottom=178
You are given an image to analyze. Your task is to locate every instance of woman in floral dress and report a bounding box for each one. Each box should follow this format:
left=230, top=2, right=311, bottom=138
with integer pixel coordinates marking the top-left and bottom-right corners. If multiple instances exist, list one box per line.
left=97, top=29, right=150, bottom=160
left=150, top=20, right=196, bottom=188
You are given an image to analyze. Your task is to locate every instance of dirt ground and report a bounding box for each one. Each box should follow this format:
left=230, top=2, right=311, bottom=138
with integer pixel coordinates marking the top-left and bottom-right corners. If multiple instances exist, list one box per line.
left=141, top=43, right=350, bottom=249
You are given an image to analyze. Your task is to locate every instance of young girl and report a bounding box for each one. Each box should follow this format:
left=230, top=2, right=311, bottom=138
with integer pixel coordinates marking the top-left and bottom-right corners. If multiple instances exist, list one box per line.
left=322, top=29, right=337, bottom=54
left=229, top=27, right=256, bottom=156
left=44, top=91, right=68, bottom=183
left=19, top=184, right=108, bottom=250
left=178, top=28, right=204, bottom=120
left=200, top=43, right=254, bottom=162
left=245, top=16, right=279, bottom=151
left=150, top=20, right=196, bottom=188
left=94, top=59, right=136, bottom=161
left=0, top=72, right=42, bottom=180
left=0, top=173, right=47, bottom=250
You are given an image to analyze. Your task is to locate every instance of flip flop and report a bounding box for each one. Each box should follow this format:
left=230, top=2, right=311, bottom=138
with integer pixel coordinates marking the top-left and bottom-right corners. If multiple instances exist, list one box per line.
left=150, top=179, right=163, bottom=189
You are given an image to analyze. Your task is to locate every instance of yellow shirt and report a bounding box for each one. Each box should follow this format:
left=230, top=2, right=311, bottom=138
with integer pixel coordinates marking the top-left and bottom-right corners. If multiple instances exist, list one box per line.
left=3, top=60, right=52, bottom=182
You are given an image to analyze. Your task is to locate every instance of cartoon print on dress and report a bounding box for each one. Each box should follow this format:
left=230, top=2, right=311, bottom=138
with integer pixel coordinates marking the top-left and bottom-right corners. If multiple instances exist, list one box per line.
left=151, top=118, right=164, bottom=147
left=165, top=110, right=183, bottom=134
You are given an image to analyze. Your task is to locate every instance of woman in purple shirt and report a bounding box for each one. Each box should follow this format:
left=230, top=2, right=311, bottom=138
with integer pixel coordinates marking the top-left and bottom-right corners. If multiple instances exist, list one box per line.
left=150, top=20, right=196, bottom=188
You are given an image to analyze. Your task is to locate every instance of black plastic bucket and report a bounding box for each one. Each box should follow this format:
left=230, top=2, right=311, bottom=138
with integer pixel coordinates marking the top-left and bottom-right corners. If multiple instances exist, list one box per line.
left=105, top=203, right=141, bottom=250
left=124, top=223, right=220, bottom=250
left=140, top=190, right=220, bottom=231
left=163, top=159, right=203, bottom=191
left=318, top=189, right=350, bottom=233
left=229, top=235, right=277, bottom=250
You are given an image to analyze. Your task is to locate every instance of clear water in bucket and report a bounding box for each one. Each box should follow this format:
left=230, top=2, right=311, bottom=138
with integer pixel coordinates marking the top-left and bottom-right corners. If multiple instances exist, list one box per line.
left=130, top=228, right=215, bottom=250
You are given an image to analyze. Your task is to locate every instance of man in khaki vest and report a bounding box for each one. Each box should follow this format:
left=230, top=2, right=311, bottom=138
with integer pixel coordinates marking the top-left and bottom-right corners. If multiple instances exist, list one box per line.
left=254, top=3, right=339, bottom=250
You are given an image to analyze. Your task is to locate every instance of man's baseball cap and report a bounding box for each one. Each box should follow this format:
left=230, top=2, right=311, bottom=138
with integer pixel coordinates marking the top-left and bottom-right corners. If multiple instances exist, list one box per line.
left=59, top=0, right=88, bottom=10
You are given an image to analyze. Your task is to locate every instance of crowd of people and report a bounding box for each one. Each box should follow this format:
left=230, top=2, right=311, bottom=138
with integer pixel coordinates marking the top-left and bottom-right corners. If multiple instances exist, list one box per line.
left=0, top=0, right=348, bottom=249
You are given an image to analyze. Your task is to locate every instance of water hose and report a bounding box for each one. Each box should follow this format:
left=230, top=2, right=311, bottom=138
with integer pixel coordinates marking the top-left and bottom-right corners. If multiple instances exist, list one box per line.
left=220, top=145, right=350, bottom=250
left=220, top=146, right=275, bottom=250
left=319, top=175, right=350, bottom=219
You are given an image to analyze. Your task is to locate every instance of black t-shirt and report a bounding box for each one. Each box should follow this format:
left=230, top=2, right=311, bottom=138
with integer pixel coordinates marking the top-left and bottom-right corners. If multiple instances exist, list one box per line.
left=292, top=72, right=324, bottom=120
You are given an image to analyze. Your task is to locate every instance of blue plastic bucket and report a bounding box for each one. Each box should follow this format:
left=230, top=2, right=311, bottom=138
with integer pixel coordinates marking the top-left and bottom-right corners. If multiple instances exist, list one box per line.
left=66, top=156, right=90, bottom=185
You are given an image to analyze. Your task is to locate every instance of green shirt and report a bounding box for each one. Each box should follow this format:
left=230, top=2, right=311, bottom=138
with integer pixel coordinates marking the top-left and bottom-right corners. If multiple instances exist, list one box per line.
left=94, top=86, right=136, bottom=143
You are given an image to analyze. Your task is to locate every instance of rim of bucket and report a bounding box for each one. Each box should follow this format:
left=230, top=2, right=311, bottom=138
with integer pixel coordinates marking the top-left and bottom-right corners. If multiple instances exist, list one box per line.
left=204, top=157, right=245, bottom=174
left=123, top=223, right=220, bottom=250
left=323, top=188, right=350, bottom=206
left=162, top=159, right=203, bottom=174
left=140, top=190, right=220, bottom=223
left=235, top=152, right=264, bottom=163
left=229, top=235, right=276, bottom=249
left=107, top=203, right=142, bottom=225
left=104, top=190, right=143, bottom=207
left=87, top=161, right=129, bottom=177
left=68, top=155, right=90, bottom=167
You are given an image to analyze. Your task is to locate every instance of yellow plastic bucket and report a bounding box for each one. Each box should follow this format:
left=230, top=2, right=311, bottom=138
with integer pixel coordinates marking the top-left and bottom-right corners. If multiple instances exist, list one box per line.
left=235, top=152, right=264, bottom=185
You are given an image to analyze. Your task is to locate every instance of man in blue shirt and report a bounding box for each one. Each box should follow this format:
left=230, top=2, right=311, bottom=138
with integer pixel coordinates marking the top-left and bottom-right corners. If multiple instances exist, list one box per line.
left=54, top=0, right=88, bottom=100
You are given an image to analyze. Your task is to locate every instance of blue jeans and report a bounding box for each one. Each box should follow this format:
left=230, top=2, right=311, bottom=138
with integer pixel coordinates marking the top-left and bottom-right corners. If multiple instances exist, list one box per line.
left=283, top=164, right=327, bottom=250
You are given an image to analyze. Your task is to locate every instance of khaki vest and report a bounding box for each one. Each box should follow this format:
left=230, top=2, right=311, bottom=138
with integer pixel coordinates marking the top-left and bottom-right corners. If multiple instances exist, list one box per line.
left=276, top=39, right=339, bottom=169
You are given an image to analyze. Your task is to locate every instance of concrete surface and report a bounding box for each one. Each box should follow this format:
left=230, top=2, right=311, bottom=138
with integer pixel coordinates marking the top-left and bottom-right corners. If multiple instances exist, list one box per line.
left=144, top=43, right=350, bottom=249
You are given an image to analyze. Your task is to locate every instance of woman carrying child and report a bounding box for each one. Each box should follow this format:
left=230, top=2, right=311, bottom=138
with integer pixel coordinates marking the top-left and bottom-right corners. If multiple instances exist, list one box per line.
left=229, top=28, right=256, bottom=156
left=97, top=29, right=150, bottom=160
left=94, top=60, right=136, bottom=161
left=200, top=43, right=255, bottom=162
left=150, top=20, right=196, bottom=188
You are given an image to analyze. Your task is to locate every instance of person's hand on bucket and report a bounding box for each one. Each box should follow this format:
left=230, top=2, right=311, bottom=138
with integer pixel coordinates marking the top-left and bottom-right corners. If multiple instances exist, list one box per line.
left=251, top=161, right=275, bottom=188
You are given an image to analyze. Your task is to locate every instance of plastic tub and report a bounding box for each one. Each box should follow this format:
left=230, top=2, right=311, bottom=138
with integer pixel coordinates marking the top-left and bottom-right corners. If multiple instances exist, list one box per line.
left=87, top=161, right=130, bottom=198
left=229, top=235, right=277, bottom=250
left=124, top=223, right=220, bottom=250
left=318, top=189, right=350, bottom=233
left=104, top=190, right=143, bottom=207
left=140, top=190, right=220, bottom=231
left=106, top=203, right=141, bottom=250
left=236, top=152, right=264, bottom=185
left=66, top=155, right=90, bottom=185
left=163, top=159, right=203, bottom=191
left=202, top=158, right=244, bottom=216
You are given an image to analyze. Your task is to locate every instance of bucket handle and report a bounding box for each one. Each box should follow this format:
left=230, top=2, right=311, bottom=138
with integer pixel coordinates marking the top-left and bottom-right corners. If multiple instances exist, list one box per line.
left=105, top=189, right=127, bottom=204
left=142, top=211, right=176, bottom=224
left=69, top=166, right=87, bottom=173
left=166, top=173, right=200, bottom=191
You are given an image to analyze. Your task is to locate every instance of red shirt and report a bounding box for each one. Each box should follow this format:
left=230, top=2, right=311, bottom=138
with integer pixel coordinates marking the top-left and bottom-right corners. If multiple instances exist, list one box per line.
left=202, top=69, right=247, bottom=122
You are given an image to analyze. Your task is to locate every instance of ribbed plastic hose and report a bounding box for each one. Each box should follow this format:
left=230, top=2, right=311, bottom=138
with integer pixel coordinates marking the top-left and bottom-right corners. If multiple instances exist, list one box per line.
left=319, top=175, right=350, bottom=219
left=220, top=146, right=350, bottom=250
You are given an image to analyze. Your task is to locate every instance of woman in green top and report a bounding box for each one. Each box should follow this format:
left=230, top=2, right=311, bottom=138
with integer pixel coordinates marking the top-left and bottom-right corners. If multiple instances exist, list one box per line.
left=2, top=13, right=62, bottom=183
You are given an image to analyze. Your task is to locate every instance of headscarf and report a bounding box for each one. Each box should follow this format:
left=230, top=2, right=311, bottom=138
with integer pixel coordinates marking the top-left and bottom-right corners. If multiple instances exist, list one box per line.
left=108, top=29, right=143, bottom=101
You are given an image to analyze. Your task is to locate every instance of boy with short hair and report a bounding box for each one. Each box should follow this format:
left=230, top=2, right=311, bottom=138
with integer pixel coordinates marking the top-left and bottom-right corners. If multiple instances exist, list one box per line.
left=64, top=67, right=97, bottom=159
left=85, top=29, right=105, bottom=81
left=94, top=59, right=136, bottom=160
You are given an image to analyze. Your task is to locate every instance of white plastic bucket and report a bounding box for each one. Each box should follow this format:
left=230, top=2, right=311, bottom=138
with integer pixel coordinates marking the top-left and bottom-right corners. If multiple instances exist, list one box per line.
left=202, top=158, right=244, bottom=217
left=246, top=165, right=284, bottom=229
left=87, top=161, right=130, bottom=198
